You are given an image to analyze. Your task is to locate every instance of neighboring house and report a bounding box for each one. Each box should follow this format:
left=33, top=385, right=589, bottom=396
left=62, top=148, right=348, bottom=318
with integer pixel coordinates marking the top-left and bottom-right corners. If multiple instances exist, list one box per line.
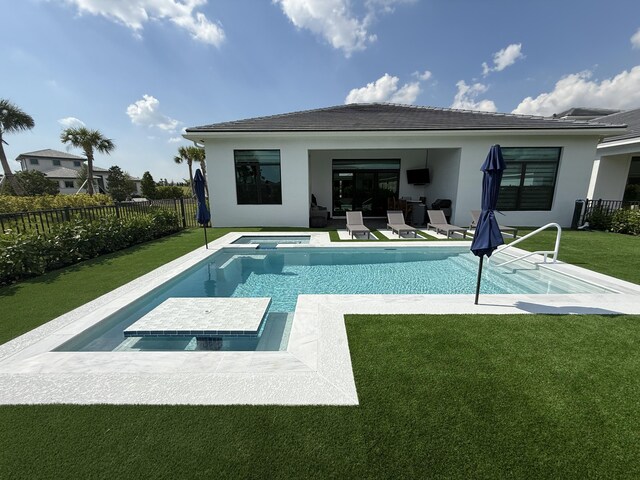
left=184, top=103, right=625, bottom=228
left=587, top=108, right=640, bottom=201
left=15, top=149, right=142, bottom=195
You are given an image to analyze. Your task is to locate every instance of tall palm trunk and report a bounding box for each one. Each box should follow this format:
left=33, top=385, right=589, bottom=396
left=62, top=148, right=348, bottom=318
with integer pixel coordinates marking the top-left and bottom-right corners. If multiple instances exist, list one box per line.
left=187, top=161, right=194, bottom=197
left=86, top=151, right=95, bottom=195
left=0, top=135, right=24, bottom=195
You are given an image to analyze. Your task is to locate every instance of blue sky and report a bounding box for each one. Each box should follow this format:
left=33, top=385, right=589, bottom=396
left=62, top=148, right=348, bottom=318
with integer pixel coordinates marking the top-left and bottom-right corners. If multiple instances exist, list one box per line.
left=2, top=0, right=640, bottom=181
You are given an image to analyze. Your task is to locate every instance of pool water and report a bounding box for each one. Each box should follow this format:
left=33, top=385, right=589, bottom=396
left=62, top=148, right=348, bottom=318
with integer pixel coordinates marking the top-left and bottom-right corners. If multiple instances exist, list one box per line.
left=57, top=246, right=612, bottom=353
left=232, top=235, right=310, bottom=248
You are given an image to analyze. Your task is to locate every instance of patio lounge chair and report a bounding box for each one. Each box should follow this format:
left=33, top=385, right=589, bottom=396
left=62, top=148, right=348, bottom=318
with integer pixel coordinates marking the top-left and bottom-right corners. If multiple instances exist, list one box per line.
left=387, top=211, right=418, bottom=238
left=426, top=210, right=467, bottom=239
left=346, top=211, right=371, bottom=239
left=470, top=210, right=518, bottom=238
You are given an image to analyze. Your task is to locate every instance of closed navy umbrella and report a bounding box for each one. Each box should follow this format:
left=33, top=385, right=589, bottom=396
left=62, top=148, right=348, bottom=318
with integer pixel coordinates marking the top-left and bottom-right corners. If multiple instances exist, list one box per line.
left=470, top=145, right=506, bottom=304
left=194, top=169, right=211, bottom=249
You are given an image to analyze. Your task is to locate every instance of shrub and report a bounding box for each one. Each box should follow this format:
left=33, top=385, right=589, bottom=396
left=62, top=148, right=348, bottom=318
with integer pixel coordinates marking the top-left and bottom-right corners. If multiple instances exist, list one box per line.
left=0, top=210, right=181, bottom=284
left=586, top=206, right=613, bottom=231
left=0, top=193, right=113, bottom=213
left=610, top=208, right=640, bottom=236
left=155, top=185, right=185, bottom=199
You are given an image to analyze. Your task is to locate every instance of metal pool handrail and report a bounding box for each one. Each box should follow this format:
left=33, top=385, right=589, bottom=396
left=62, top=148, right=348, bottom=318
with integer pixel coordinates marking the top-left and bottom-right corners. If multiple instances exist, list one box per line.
left=490, top=223, right=562, bottom=268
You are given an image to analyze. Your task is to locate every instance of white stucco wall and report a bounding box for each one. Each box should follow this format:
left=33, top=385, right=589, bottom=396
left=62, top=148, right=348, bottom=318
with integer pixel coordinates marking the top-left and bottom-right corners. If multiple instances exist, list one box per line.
left=587, top=153, right=632, bottom=200
left=196, top=132, right=602, bottom=228
left=202, top=137, right=310, bottom=227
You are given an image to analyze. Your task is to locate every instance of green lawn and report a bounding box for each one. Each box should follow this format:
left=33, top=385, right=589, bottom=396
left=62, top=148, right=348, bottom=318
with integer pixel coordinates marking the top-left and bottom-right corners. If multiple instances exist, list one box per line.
left=1, top=227, right=639, bottom=478
left=507, top=229, right=640, bottom=284
left=2, top=314, right=640, bottom=479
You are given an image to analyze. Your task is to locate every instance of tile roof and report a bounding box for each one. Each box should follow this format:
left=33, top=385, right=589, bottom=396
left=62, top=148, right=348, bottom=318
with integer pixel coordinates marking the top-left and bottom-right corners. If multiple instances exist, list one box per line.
left=593, top=108, right=640, bottom=144
left=186, top=103, right=626, bottom=134
left=43, top=167, right=109, bottom=179
left=554, top=107, right=621, bottom=118
left=16, top=149, right=86, bottom=160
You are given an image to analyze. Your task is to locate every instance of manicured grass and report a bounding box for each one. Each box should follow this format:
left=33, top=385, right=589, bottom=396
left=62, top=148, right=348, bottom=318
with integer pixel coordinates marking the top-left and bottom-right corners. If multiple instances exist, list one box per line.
left=509, top=229, right=640, bottom=284
left=3, top=314, right=640, bottom=479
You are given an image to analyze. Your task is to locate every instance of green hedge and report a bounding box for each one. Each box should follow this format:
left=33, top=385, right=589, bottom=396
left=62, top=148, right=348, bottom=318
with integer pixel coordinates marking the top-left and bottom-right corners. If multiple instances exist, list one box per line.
left=0, top=210, right=181, bottom=285
left=0, top=193, right=113, bottom=213
left=587, top=207, right=640, bottom=235
left=610, top=208, right=640, bottom=235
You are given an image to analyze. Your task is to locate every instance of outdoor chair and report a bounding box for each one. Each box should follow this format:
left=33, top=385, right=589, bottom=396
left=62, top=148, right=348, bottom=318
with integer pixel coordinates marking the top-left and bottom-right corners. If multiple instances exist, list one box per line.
left=346, top=211, right=371, bottom=239
left=470, top=210, right=518, bottom=238
left=426, top=210, right=467, bottom=239
left=386, top=211, right=418, bottom=238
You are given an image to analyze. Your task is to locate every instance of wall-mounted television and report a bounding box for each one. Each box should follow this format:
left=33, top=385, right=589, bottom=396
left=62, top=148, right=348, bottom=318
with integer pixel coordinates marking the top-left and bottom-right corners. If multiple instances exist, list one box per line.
left=406, top=168, right=430, bottom=185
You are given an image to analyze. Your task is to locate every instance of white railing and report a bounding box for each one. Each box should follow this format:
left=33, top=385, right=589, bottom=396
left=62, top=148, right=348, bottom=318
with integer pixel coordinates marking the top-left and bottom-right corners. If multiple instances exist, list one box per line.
left=490, top=223, right=562, bottom=268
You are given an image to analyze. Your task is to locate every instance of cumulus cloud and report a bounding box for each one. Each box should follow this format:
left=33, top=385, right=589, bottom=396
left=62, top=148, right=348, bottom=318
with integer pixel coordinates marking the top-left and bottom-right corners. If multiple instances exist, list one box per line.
left=60, top=0, right=225, bottom=46
left=127, top=94, right=180, bottom=131
left=512, top=67, right=640, bottom=116
left=451, top=80, right=497, bottom=112
left=345, top=73, right=422, bottom=104
left=57, top=117, right=86, bottom=128
left=273, top=0, right=413, bottom=56
left=632, top=28, right=640, bottom=49
left=482, top=43, right=524, bottom=76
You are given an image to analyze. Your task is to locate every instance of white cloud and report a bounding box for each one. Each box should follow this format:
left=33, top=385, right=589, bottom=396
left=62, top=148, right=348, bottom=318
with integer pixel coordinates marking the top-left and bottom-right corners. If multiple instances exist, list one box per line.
left=345, top=73, right=421, bottom=104
left=451, top=80, right=497, bottom=112
left=126, top=94, right=180, bottom=131
left=168, top=136, right=183, bottom=143
left=413, top=70, right=432, bottom=81
left=61, top=0, right=225, bottom=46
left=632, top=28, right=640, bottom=49
left=273, top=0, right=412, bottom=56
left=57, top=117, right=86, bottom=128
left=482, top=43, right=524, bottom=76
left=512, top=67, right=640, bottom=116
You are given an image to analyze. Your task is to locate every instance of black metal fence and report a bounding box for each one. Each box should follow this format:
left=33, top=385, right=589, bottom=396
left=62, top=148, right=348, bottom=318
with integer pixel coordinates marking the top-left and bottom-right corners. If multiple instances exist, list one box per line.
left=580, top=198, right=640, bottom=225
left=0, top=198, right=203, bottom=235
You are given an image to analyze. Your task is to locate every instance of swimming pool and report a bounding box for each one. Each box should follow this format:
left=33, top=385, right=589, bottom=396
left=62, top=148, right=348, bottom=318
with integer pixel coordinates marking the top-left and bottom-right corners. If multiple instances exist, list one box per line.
left=56, top=246, right=611, bottom=353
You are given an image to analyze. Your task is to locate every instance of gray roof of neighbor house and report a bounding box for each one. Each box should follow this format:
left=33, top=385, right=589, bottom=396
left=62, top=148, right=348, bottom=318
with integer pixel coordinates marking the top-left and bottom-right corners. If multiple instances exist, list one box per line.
left=42, top=167, right=109, bottom=179
left=554, top=107, right=621, bottom=118
left=593, top=108, right=640, bottom=144
left=16, top=149, right=86, bottom=160
left=186, top=103, right=626, bottom=133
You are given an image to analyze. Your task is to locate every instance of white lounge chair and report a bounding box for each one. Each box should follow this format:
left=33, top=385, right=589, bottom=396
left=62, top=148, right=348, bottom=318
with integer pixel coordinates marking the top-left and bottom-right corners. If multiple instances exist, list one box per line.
left=426, top=210, right=467, bottom=239
left=387, top=211, right=418, bottom=238
left=470, top=210, right=518, bottom=238
left=346, top=211, right=371, bottom=239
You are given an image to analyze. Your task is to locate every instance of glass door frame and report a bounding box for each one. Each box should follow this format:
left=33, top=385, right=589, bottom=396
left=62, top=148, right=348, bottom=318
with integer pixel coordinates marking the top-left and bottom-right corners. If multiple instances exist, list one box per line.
left=332, top=159, right=400, bottom=217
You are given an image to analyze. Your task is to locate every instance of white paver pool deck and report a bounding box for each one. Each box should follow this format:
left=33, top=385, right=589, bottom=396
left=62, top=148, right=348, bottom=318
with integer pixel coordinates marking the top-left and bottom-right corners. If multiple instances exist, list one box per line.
left=1, top=231, right=639, bottom=406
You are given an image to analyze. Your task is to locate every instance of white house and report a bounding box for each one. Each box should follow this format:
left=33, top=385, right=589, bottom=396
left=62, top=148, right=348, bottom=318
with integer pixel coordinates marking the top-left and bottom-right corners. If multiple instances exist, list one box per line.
left=184, top=103, right=626, bottom=228
left=587, top=108, right=640, bottom=202
left=16, top=149, right=141, bottom=195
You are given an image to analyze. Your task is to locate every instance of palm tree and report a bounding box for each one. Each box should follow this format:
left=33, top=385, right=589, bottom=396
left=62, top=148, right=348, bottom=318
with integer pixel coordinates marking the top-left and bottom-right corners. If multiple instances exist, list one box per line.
left=60, top=127, right=115, bottom=195
left=0, top=99, right=35, bottom=195
left=174, top=146, right=207, bottom=197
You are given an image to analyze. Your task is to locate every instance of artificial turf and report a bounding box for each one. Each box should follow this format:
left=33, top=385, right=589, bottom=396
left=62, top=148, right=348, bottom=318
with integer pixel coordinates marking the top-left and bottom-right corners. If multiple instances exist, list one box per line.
left=2, top=314, right=640, bottom=479
left=506, top=228, right=640, bottom=285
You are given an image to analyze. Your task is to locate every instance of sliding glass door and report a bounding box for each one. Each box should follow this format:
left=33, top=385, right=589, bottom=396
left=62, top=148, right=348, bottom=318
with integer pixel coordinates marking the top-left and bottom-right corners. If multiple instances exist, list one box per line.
left=332, top=160, right=400, bottom=216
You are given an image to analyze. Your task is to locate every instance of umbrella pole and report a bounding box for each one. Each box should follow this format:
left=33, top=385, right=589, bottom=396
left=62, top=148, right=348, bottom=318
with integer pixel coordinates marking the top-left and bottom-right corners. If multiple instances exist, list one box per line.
left=474, top=256, right=484, bottom=305
left=203, top=224, right=208, bottom=249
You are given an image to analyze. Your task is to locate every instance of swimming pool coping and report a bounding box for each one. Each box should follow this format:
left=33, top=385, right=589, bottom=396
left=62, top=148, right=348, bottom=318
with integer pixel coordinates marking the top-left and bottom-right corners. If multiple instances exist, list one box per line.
left=1, top=231, right=639, bottom=405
